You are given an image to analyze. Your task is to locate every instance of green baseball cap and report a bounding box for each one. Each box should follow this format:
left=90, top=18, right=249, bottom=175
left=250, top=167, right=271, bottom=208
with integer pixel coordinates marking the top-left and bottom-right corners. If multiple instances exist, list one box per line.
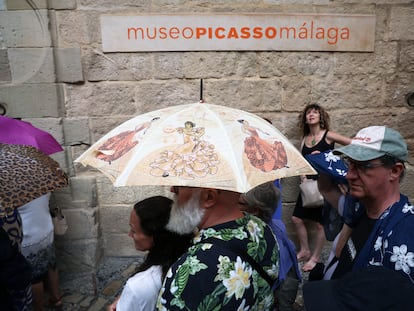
left=334, top=126, right=407, bottom=162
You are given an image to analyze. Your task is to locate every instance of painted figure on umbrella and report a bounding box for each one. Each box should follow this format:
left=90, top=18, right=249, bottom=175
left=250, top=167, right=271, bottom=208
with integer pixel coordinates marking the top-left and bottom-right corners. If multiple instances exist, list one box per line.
left=238, top=119, right=288, bottom=172
left=95, top=117, right=160, bottom=163
left=150, top=121, right=219, bottom=179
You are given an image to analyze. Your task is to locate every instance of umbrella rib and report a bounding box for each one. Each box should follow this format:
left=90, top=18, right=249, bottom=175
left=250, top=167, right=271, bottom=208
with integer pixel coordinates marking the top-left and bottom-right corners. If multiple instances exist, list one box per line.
left=202, top=104, right=248, bottom=192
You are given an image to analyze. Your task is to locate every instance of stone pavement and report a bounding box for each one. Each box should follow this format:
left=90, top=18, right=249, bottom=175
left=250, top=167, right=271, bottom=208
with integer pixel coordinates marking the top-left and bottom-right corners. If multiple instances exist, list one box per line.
left=50, top=243, right=331, bottom=311
left=47, top=257, right=140, bottom=311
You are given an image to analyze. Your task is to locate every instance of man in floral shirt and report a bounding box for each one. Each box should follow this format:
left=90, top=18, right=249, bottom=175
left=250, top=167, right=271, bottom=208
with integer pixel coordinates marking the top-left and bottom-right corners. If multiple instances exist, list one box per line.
left=303, top=126, right=414, bottom=310
left=157, top=186, right=279, bottom=311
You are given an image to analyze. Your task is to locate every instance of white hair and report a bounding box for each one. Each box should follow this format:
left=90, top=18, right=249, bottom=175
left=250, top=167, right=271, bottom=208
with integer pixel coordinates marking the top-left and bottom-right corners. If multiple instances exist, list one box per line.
left=166, top=189, right=205, bottom=234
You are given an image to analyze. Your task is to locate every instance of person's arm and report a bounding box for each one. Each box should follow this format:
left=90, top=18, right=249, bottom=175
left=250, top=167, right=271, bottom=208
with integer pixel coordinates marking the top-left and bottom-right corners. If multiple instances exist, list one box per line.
left=317, top=174, right=342, bottom=208
left=326, top=131, right=351, bottom=146
left=335, top=224, right=352, bottom=258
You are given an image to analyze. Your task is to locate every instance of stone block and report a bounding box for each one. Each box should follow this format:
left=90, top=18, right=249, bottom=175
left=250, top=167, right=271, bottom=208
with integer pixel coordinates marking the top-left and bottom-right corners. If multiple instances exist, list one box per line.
left=55, top=11, right=100, bottom=45
left=87, top=50, right=152, bottom=81
left=312, top=74, right=384, bottom=110
left=49, top=0, right=77, bottom=10
left=121, top=262, right=139, bottom=278
left=49, top=150, right=68, bottom=173
left=63, top=208, right=99, bottom=240
left=259, top=52, right=332, bottom=78
left=55, top=47, right=84, bottom=83
left=6, top=0, right=47, bottom=9
left=50, top=190, right=73, bottom=213
left=65, top=84, right=136, bottom=117
left=206, top=79, right=282, bottom=112
left=0, top=49, right=11, bottom=82
left=401, top=165, right=414, bottom=203
left=281, top=76, right=312, bottom=112
left=79, top=0, right=148, bottom=9
left=100, top=204, right=131, bottom=234
left=0, top=10, right=50, bottom=47
left=63, top=117, right=91, bottom=145
left=8, top=47, right=55, bottom=83
left=101, top=280, right=123, bottom=296
left=22, top=117, right=64, bottom=145
left=104, top=233, right=146, bottom=257
left=55, top=238, right=102, bottom=272
left=0, top=83, right=63, bottom=118
left=97, top=178, right=171, bottom=205
left=390, top=6, right=414, bottom=40
left=132, top=81, right=199, bottom=112
left=153, top=52, right=258, bottom=79
left=334, top=41, right=397, bottom=75
left=384, top=72, right=414, bottom=108
left=88, top=116, right=131, bottom=142
left=88, top=297, right=109, bottom=311
left=79, top=296, right=96, bottom=308
left=69, top=175, right=97, bottom=206
left=62, top=293, right=84, bottom=304
left=400, top=42, right=414, bottom=72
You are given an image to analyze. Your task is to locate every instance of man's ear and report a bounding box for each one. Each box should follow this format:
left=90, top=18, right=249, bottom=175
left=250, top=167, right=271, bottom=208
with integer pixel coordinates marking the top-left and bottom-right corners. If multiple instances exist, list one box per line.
left=201, top=188, right=220, bottom=209
left=390, top=162, right=404, bottom=181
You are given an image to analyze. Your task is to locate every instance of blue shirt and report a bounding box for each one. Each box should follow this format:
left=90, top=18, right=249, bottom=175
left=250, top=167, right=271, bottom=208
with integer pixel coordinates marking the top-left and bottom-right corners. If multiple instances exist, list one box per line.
left=268, top=219, right=302, bottom=288
left=353, top=194, right=414, bottom=284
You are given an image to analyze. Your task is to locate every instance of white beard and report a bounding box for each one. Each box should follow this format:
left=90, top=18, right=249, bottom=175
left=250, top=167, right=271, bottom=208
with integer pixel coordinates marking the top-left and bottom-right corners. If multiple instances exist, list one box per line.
left=166, top=189, right=205, bottom=234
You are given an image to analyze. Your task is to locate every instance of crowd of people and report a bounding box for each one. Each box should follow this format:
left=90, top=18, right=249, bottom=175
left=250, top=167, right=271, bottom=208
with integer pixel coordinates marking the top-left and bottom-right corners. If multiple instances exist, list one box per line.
left=2, top=102, right=413, bottom=311
left=107, top=104, right=413, bottom=311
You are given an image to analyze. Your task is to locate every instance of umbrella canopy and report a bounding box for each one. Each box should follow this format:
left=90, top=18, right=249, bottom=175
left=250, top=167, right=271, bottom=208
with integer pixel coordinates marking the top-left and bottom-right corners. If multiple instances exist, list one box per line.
left=0, top=143, right=68, bottom=213
left=0, top=115, right=63, bottom=155
left=75, top=102, right=316, bottom=193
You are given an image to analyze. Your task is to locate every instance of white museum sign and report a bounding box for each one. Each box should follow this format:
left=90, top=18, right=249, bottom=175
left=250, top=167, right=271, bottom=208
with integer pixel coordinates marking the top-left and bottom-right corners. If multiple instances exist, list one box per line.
left=101, top=14, right=376, bottom=52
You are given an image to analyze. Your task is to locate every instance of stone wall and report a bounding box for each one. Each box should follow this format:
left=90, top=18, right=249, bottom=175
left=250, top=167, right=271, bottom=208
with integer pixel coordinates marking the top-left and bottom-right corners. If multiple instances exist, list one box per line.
left=0, top=0, right=413, bottom=272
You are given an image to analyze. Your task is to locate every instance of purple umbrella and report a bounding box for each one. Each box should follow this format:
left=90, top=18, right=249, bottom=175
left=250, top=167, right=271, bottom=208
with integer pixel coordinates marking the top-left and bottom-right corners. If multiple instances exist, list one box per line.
left=0, top=116, right=63, bottom=155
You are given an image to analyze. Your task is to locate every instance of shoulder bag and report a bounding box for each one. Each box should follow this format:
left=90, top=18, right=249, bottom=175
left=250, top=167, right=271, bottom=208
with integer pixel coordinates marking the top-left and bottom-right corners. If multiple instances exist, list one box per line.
left=299, top=178, right=324, bottom=208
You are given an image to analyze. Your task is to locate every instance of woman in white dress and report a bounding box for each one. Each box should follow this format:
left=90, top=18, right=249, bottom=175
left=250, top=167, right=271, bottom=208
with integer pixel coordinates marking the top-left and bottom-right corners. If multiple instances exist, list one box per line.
left=109, top=196, right=193, bottom=311
left=18, top=193, right=62, bottom=310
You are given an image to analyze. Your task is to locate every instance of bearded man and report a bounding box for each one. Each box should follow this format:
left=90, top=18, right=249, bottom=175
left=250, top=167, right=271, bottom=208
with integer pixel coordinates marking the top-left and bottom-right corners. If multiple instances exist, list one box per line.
left=157, top=186, right=280, bottom=311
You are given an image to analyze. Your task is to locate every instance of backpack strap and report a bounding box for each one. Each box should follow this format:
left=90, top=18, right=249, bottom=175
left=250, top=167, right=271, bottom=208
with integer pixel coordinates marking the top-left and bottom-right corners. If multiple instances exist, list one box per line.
left=202, top=237, right=275, bottom=287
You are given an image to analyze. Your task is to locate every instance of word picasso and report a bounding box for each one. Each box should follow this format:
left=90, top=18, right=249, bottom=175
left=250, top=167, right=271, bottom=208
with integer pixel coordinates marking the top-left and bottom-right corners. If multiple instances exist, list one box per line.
left=128, top=21, right=350, bottom=45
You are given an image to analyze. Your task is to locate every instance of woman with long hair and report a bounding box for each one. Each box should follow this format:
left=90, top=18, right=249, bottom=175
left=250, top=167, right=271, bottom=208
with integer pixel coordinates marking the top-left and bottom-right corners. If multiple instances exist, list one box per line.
left=292, top=104, right=350, bottom=272
left=108, top=196, right=193, bottom=311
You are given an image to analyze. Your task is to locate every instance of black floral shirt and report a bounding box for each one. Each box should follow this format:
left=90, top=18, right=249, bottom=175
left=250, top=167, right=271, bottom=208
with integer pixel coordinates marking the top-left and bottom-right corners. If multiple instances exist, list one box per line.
left=157, top=213, right=279, bottom=310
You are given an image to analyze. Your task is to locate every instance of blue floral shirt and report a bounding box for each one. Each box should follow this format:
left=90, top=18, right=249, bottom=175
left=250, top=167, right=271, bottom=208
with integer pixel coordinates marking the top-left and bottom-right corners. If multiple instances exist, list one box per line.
left=353, top=194, right=414, bottom=284
left=157, top=214, right=279, bottom=310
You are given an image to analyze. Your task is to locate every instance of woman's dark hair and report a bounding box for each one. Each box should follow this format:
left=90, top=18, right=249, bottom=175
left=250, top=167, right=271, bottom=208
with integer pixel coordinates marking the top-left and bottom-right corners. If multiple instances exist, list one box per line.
left=297, top=103, right=331, bottom=137
left=134, top=196, right=193, bottom=278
